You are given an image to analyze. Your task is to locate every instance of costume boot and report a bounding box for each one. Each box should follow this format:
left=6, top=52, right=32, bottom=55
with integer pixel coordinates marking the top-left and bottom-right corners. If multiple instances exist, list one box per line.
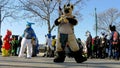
left=53, top=51, right=66, bottom=63
left=73, top=50, right=87, bottom=63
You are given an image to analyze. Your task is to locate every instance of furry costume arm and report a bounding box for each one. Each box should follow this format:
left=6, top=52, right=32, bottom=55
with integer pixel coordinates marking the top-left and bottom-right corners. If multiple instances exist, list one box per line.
left=67, top=18, right=78, bottom=25
left=55, top=15, right=70, bottom=26
left=55, top=17, right=77, bottom=26
left=55, top=17, right=61, bottom=26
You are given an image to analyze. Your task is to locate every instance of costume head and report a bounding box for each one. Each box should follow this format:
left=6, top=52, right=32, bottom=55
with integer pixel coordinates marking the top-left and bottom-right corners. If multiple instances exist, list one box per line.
left=47, top=33, right=51, bottom=39
left=6, top=29, right=12, bottom=36
left=101, top=32, right=105, bottom=36
left=26, top=21, right=35, bottom=28
left=100, top=32, right=105, bottom=38
left=112, top=25, right=116, bottom=31
left=52, top=35, right=56, bottom=39
left=86, top=31, right=91, bottom=37
left=63, top=3, right=74, bottom=16
left=109, top=25, right=116, bottom=32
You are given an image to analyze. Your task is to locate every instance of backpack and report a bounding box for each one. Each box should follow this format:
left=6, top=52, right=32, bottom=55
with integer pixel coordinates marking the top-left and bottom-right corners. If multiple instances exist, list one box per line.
left=112, top=31, right=119, bottom=45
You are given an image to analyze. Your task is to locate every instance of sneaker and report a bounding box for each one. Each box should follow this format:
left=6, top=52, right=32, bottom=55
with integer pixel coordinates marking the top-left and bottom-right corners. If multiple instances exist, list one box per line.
left=26, top=57, right=31, bottom=59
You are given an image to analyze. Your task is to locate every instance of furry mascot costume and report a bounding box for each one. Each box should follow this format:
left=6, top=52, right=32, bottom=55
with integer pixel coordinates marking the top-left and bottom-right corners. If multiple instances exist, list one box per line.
left=18, top=22, right=36, bottom=59
left=54, top=3, right=87, bottom=63
left=1, top=30, right=12, bottom=56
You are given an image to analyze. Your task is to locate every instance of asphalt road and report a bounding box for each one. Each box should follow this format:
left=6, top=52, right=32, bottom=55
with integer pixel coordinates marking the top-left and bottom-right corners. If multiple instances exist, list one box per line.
left=0, top=53, right=120, bottom=68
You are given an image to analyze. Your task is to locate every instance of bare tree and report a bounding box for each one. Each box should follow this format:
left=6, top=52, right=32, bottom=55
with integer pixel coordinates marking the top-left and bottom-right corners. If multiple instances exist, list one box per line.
left=96, top=8, right=120, bottom=33
left=0, top=0, right=17, bottom=34
left=0, top=0, right=10, bottom=34
left=18, top=0, right=58, bottom=34
left=17, top=0, right=87, bottom=34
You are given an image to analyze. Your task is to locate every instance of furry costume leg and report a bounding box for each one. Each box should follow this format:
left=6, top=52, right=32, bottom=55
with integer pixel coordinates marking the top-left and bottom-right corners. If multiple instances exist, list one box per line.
left=68, top=34, right=87, bottom=63
left=54, top=34, right=67, bottom=63
left=18, top=38, right=32, bottom=58
left=54, top=51, right=66, bottom=62
left=1, top=48, right=9, bottom=56
left=73, top=50, right=87, bottom=63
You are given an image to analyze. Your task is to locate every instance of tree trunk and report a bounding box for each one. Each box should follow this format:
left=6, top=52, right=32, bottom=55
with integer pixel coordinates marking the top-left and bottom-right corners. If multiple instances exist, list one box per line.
left=0, top=7, right=1, bottom=35
left=47, top=19, right=51, bottom=34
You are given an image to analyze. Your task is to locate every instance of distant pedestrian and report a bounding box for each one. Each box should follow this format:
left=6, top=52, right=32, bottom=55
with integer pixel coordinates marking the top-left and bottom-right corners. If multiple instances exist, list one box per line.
left=17, top=36, right=22, bottom=55
left=86, top=31, right=92, bottom=58
left=99, top=32, right=106, bottom=59
left=31, top=37, right=37, bottom=57
left=109, top=25, right=119, bottom=60
left=50, top=35, right=56, bottom=57
left=11, top=35, right=19, bottom=56
left=0, top=35, right=2, bottom=52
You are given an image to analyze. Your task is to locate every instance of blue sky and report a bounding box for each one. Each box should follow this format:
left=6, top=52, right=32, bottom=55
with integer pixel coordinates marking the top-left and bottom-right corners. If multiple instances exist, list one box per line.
left=1, top=0, right=120, bottom=44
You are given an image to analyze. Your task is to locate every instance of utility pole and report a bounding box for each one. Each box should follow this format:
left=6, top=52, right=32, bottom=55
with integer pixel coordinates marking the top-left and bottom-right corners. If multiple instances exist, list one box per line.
left=95, top=8, right=98, bottom=36
left=0, top=7, right=1, bottom=35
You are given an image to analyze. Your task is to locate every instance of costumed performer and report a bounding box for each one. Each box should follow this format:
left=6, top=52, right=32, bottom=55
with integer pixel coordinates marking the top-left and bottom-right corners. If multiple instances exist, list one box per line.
left=1, top=29, right=12, bottom=56
left=18, top=22, right=36, bottom=59
left=54, top=3, right=87, bottom=63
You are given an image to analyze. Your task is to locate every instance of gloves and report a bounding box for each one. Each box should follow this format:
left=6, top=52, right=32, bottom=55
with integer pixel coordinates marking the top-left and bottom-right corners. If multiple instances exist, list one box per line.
left=58, top=15, right=68, bottom=23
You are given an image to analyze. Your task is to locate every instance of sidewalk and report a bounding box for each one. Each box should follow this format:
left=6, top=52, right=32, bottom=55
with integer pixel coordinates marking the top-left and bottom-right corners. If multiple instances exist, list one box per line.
left=0, top=53, right=120, bottom=68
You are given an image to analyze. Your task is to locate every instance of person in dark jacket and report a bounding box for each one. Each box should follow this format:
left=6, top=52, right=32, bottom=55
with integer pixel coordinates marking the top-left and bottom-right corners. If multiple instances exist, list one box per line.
left=0, top=35, right=2, bottom=52
left=86, top=31, right=92, bottom=58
